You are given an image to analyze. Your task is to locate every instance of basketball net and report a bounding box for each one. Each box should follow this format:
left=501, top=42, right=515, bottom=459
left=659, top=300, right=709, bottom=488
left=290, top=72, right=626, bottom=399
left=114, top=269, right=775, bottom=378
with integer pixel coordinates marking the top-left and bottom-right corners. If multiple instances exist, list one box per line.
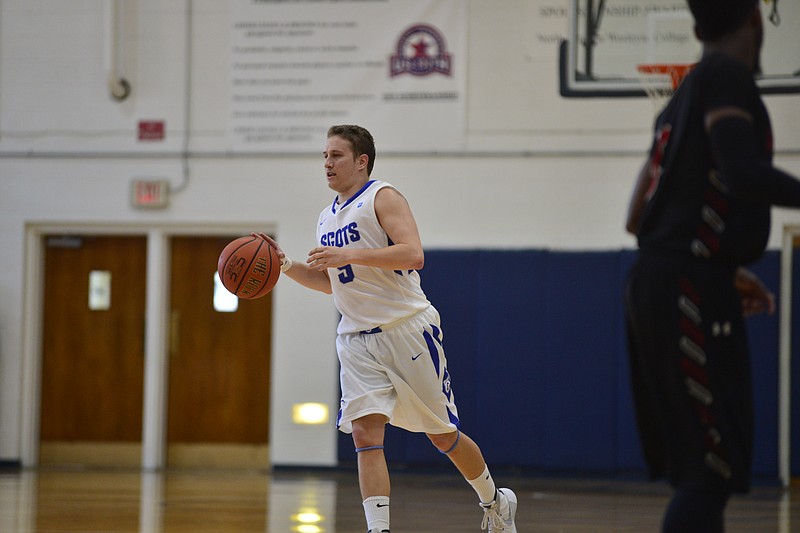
left=636, top=63, right=695, bottom=113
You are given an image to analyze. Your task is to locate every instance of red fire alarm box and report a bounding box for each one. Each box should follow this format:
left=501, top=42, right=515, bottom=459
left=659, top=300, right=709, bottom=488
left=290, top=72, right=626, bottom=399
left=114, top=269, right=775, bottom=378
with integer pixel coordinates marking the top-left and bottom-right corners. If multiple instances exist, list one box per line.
left=138, top=120, right=165, bottom=141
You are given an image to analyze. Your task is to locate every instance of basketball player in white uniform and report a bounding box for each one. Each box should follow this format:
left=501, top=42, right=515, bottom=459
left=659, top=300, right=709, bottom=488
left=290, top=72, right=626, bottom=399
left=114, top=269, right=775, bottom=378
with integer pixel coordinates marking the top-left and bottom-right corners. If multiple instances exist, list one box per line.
left=255, top=125, right=517, bottom=532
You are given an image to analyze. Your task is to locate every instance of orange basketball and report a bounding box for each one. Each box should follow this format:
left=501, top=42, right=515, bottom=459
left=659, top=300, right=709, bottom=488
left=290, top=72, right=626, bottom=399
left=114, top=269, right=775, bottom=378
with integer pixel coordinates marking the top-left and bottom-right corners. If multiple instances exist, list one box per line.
left=217, top=236, right=280, bottom=299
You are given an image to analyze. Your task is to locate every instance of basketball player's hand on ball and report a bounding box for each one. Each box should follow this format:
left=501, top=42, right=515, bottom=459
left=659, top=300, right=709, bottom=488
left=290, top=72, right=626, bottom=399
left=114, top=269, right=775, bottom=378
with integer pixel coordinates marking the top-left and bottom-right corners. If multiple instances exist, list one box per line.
left=307, top=246, right=349, bottom=271
left=251, top=232, right=286, bottom=263
left=734, top=267, right=775, bottom=317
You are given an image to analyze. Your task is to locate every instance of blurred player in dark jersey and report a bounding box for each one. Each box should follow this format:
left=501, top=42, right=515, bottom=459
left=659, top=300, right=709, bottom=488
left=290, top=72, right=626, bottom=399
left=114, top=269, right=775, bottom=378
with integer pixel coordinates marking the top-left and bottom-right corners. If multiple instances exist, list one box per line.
left=624, top=0, right=800, bottom=531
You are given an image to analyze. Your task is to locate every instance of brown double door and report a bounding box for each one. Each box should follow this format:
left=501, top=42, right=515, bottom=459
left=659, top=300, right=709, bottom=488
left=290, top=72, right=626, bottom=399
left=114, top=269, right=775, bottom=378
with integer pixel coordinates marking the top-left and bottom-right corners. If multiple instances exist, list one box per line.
left=167, top=236, right=271, bottom=466
left=39, top=235, right=271, bottom=467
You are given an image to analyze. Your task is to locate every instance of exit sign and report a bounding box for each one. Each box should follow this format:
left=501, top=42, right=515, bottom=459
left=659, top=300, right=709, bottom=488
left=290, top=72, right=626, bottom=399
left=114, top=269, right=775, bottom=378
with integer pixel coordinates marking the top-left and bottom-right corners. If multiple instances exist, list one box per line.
left=132, top=180, right=169, bottom=208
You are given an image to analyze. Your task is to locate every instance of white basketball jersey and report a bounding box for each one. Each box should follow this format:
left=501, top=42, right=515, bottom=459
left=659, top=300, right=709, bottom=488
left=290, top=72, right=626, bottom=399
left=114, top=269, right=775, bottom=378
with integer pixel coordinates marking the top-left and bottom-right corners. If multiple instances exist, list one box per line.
left=316, top=180, right=430, bottom=334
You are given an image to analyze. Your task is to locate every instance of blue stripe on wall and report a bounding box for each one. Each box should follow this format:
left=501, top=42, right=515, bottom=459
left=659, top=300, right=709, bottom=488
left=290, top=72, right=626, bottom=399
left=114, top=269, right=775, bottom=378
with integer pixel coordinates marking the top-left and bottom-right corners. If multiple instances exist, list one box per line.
left=337, top=249, right=783, bottom=481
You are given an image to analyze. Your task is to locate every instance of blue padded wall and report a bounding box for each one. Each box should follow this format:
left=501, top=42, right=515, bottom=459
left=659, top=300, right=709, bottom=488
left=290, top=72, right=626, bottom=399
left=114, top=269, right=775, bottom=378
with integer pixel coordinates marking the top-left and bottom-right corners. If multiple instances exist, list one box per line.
left=337, top=249, right=782, bottom=482
left=746, top=252, right=780, bottom=479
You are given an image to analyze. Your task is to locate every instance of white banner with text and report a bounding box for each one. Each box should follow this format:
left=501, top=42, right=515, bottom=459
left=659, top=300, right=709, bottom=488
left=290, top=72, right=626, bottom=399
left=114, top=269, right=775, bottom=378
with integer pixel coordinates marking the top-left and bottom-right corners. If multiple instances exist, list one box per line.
left=230, top=0, right=466, bottom=152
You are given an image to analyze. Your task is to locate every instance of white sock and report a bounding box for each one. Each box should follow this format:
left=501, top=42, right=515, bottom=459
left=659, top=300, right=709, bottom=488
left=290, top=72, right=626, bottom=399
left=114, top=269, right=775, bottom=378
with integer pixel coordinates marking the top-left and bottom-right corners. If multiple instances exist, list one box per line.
left=468, top=465, right=497, bottom=505
left=363, top=495, right=390, bottom=532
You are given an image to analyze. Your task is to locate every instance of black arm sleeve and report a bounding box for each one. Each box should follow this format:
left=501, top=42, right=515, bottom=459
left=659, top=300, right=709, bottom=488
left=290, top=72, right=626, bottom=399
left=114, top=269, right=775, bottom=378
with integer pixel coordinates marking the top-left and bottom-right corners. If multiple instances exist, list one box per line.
left=709, top=116, right=800, bottom=208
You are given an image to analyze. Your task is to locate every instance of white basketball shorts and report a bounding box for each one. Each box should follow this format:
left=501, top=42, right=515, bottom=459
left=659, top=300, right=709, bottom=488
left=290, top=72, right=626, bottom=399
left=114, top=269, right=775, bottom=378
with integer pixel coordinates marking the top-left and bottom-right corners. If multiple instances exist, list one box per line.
left=336, top=305, right=461, bottom=435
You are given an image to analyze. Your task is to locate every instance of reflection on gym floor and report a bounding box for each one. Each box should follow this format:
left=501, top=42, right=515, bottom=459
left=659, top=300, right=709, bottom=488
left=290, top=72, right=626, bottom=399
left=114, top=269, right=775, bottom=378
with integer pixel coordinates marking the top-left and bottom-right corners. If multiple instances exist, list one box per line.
left=0, top=467, right=797, bottom=532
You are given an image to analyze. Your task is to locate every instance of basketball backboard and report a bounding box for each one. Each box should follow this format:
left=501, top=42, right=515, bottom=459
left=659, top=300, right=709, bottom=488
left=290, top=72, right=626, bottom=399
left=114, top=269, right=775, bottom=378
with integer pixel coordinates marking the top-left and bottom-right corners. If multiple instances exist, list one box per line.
left=559, top=0, right=800, bottom=97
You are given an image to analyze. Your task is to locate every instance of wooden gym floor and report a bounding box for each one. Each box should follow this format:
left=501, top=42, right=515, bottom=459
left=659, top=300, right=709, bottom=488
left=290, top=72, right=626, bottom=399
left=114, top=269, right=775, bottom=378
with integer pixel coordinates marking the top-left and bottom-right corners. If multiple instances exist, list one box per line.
left=0, top=466, right=798, bottom=532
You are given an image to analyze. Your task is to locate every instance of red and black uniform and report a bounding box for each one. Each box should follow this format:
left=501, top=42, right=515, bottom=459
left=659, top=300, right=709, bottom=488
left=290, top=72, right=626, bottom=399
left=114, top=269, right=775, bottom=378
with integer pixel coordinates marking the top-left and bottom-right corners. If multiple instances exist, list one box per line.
left=626, top=51, right=800, bottom=495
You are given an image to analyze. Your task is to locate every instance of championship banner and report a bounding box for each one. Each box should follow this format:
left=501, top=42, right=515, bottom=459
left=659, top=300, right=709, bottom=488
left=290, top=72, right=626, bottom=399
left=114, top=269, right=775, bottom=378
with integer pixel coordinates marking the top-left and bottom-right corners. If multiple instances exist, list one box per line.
left=229, top=0, right=466, bottom=152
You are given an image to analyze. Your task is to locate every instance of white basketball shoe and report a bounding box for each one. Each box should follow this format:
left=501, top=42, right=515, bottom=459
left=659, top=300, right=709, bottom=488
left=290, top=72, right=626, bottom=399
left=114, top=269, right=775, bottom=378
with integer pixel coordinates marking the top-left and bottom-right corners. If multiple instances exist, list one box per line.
left=480, top=488, right=517, bottom=532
